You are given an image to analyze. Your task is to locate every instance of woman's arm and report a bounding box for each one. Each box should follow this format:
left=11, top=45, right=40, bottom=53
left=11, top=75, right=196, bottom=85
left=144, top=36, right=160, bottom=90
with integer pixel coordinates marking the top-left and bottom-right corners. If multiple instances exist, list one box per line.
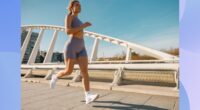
left=65, top=14, right=91, bottom=35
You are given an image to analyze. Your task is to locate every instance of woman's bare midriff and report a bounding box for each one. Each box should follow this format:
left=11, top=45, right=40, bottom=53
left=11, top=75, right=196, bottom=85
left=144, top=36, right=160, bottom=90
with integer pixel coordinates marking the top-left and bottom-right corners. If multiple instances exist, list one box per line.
left=71, top=30, right=84, bottom=39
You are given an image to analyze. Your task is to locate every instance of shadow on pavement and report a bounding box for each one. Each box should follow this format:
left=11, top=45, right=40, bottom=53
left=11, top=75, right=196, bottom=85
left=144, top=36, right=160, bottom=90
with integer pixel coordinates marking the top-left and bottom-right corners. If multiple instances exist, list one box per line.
left=92, top=101, right=168, bottom=110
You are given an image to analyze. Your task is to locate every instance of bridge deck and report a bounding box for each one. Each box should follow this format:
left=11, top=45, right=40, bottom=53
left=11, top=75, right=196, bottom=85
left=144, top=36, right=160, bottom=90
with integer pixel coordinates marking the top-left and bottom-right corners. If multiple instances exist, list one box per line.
left=22, top=81, right=178, bottom=110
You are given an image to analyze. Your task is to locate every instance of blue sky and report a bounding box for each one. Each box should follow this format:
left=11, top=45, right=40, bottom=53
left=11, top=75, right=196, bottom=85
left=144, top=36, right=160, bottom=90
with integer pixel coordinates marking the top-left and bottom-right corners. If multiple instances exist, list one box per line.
left=21, top=0, right=179, bottom=57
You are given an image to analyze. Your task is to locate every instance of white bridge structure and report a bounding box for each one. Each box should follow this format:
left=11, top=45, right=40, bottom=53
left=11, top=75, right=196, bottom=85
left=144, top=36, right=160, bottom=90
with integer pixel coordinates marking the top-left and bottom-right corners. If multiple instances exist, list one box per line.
left=21, top=25, right=179, bottom=89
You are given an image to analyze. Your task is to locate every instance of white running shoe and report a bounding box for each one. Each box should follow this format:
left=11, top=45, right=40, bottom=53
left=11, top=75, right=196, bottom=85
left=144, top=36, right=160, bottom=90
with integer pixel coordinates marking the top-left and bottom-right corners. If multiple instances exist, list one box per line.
left=85, top=93, right=99, bottom=104
left=50, top=75, right=57, bottom=89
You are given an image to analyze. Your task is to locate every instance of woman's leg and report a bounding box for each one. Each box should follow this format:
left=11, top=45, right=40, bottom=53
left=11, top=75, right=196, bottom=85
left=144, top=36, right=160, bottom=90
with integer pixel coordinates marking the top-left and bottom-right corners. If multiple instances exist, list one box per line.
left=77, top=56, right=90, bottom=91
left=77, top=56, right=99, bottom=104
left=50, top=58, right=75, bottom=89
left=56, top=58, right=75, bottom=78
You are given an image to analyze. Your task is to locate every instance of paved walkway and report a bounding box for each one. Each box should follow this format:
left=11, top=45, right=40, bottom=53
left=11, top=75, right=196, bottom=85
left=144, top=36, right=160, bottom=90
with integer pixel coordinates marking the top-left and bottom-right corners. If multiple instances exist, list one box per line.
left=22, top=82, right=178, bottom=110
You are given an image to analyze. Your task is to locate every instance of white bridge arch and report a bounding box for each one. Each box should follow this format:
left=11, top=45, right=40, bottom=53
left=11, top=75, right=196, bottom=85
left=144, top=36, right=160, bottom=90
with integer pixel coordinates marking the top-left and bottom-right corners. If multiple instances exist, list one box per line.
left=21, top=25, right=178, bottom=64
left=21, top=25, right=179, bottom=89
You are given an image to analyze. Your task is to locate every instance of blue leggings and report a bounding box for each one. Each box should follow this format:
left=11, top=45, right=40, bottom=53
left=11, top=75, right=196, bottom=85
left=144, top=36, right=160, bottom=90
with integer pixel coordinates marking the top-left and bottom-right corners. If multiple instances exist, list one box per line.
left=64, top=37, right=87, bottom=59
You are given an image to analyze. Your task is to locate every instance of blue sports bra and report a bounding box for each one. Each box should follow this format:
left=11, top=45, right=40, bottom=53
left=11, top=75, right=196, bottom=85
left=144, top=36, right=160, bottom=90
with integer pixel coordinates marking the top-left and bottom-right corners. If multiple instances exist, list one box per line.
left=71, top=16, right=83, bottom=28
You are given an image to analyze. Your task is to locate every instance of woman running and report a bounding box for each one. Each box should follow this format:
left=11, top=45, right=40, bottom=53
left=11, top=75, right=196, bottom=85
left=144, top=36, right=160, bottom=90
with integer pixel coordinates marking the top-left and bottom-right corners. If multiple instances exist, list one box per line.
left=50, top=0, right=99, bottom=104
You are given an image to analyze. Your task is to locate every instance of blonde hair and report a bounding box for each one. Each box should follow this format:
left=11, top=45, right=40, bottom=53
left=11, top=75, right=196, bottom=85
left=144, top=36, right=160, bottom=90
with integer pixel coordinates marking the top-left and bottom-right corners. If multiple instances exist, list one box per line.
left=67, top=0, right=80, bottom=15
